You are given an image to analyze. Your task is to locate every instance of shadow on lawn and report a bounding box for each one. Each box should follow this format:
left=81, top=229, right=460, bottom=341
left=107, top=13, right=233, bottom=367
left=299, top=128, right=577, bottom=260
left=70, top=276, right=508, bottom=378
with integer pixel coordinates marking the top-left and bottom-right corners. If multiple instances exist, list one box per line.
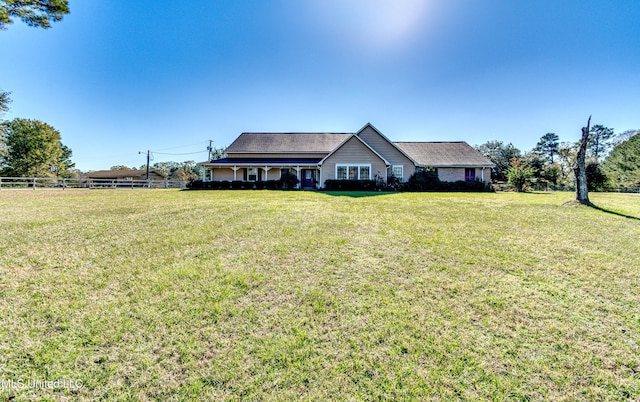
left=590, top=203, right=640, bottom=221
left=319, top=191, right=397, bottom=198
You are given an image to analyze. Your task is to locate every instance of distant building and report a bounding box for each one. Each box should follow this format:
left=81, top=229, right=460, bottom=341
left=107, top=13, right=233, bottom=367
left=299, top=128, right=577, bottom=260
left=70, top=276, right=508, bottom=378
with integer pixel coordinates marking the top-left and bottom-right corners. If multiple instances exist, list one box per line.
left=84, top=169, right=166, bottom=181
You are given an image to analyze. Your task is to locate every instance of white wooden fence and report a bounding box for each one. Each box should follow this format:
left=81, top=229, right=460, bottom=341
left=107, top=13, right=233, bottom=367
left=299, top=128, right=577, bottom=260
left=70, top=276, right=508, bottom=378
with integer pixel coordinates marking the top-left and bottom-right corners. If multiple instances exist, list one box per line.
left=0, top=177, right=189, bottom=189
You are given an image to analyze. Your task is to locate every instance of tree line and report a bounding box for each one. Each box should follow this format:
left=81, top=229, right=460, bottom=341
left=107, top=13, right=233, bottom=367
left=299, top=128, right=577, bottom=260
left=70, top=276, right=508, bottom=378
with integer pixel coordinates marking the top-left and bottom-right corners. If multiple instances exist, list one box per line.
left=475, top=125, right=640, bottom=192
left=111, top=161, right=203, bottom=182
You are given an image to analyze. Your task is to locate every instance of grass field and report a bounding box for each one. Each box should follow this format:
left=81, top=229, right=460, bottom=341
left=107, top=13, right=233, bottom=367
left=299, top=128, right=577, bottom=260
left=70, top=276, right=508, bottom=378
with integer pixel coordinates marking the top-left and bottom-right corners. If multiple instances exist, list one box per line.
left=1, top=189, right=639, bottom=400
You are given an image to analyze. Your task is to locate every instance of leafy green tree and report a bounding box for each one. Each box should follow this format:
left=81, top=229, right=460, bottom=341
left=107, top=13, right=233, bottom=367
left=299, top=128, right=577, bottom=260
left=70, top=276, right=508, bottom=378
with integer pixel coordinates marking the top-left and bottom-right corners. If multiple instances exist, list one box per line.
left=534, top=133, right=560, bottom=163
left=589, top=124, right=615, bottom=161
left=541, top=164, right=560, bottom=185
left=475, top=141, right=521, bottom=181
left=165, top=160, right=200, bottom=180
left=506, top=158, right=535, bottom=192
left=556, top=142, right=579, bottom=187
left=586, top=163, right=609, bottom=191
left=110, top=165, right=133, bottom=171
left=59, top=143, right=74, bottom=173
left=0, top=90, right=10, bottom=114
left=171, top=168, right=197, bottom=182
left=521, top=151, right=545, bottom=175
left=151, top=161, right=176, bottom=177
left=0, top=0, right=69, bottom=30
left=612, top=129, right=640, bottom=146
left=602, top=133, right=640, bottom=189
left=209, top=146, right=227, bottom=161
left=0, top=118, right=73, bottom=177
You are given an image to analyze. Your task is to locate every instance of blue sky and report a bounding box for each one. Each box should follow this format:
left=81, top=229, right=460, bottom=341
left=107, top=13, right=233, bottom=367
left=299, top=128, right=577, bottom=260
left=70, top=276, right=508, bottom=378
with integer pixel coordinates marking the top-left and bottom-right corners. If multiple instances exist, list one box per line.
left=1, top=0, right=638, bottom=171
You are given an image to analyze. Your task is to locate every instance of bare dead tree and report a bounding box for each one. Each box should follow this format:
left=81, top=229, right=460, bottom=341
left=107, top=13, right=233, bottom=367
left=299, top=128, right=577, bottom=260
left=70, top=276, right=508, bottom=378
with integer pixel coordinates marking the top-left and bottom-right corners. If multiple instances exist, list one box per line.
left=574, top=116, right=591, bottom=205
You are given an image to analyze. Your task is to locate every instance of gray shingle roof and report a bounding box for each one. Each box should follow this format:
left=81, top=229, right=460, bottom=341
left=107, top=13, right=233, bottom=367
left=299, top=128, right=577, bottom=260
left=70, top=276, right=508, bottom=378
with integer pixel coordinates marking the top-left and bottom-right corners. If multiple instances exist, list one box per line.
left=221, top=132, right=494, bottom=168
left=226, top=133, right=351, bottom=153
left=394, top=142, right=495, bottom=167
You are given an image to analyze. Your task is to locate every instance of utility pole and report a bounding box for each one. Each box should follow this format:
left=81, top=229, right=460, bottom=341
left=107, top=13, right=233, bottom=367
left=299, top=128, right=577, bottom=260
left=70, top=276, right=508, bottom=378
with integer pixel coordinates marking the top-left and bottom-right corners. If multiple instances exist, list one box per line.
left=139, top=150, right=150, bottom=181
left=207, top=140, right=213, bottom=161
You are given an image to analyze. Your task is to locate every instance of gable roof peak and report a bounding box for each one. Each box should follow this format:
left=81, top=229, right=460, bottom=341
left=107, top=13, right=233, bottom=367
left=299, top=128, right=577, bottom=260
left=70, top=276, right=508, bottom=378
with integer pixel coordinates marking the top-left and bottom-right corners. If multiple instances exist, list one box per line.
left=318, top=134, right=390, bottom=166
left=356, top=122, right=382, bottom=136
left=355, top=122, right=419, bottom=166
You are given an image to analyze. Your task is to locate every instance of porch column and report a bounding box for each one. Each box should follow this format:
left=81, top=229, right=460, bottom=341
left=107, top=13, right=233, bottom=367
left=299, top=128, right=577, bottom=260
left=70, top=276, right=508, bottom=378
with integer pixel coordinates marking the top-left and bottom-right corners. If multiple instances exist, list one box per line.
left=264, top=166, right=271, bottom=181
left=232, top=166, right=239, bottom=181
left=481, top=167, right=485, bottom=182
left=296, top=166, right=300, bottom=189
left=318, top=166, right=322, bottom=189
left=209, top=168, right=214, bottom=181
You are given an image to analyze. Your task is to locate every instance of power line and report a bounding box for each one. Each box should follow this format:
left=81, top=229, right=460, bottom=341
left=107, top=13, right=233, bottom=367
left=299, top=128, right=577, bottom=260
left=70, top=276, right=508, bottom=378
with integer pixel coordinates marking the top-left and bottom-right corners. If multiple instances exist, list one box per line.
left=151, top=142, right=208, bottom=152
left=151, top=150, right=207, bottom=156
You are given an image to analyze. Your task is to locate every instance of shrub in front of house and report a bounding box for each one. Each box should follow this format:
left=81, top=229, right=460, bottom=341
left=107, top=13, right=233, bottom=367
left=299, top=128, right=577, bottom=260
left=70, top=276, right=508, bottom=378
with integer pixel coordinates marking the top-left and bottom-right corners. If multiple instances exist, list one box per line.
left=187, top=180, right=203, bottom=190
left=323, top=180, right=377, bottom=191
left=439, top=180, right=489, bottom=192
left=252, top=180, right=278, bottom=190
left=401, top=170, right=491, bottom=192
left=401, top=169, right=440, bottom=191
left=188, top=179, right=295, bottom=190
left=278, top=171, right=300, bottom=190
left=187, top=180, right=218, bottom=190
left=230, top=180, right=245, bottom=189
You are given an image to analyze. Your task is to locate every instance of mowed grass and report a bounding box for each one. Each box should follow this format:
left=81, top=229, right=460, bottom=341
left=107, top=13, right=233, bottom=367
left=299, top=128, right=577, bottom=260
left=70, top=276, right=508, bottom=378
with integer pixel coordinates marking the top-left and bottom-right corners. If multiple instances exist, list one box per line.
left=0, top=189, right=639, bottom=401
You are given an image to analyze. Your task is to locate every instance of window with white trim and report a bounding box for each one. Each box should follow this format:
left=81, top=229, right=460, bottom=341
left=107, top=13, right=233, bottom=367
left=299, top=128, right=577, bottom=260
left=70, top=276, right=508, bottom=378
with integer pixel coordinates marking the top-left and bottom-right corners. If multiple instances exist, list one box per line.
left=359, top=166, right=370, bottom=180
left=391, top=165, right=404, bottom=181
left=336, top=164, right=371, bottom=180
left=465, top=168, right=476, bottom=182
left=247, top=167, right=258, bottom=181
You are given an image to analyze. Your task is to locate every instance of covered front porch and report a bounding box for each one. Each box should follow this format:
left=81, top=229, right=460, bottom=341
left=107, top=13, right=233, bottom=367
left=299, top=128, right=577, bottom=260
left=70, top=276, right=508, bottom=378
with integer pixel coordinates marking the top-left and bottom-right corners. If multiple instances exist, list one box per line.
left=199, top=158, right=321, bottom=189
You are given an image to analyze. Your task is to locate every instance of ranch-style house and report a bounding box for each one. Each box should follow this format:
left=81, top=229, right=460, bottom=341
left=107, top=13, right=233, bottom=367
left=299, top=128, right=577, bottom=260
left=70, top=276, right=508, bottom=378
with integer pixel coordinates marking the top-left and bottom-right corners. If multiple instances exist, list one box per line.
left=198, top=123, right=494, bottom=189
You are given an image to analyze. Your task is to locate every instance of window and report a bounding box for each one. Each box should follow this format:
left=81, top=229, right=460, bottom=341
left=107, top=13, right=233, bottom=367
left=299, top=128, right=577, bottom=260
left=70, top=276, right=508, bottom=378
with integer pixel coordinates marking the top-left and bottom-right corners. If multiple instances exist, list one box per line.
left=349, top=166, right=358, bottom=179
left=465, top=168, right=476, bottom=182
left=247, top=167, right=258, bottom=181
left=391, top=165, right=403, bottom=181
left=336, top=164, right=371, bottom=180
left=359, top=166, right=370, bottom=180
left=337, top=165, right=347, bottom=180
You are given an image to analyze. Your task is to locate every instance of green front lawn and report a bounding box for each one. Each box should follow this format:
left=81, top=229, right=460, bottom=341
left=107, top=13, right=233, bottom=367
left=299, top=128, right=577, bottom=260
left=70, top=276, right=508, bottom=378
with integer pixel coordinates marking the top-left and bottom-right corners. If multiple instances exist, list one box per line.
left=1, top=189, right=638, bottom=400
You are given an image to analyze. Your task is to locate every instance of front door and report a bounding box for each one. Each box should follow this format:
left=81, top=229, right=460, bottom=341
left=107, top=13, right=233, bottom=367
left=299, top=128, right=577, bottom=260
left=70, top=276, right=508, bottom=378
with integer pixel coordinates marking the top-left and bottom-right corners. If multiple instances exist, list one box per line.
left=301, top=169, right=316, bottom=189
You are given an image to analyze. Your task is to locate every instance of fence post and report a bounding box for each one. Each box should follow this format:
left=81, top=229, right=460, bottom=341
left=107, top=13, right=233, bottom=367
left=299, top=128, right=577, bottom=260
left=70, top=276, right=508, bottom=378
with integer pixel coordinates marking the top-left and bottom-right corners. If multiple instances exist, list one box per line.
left=33, top=177, right=36, bottom=190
